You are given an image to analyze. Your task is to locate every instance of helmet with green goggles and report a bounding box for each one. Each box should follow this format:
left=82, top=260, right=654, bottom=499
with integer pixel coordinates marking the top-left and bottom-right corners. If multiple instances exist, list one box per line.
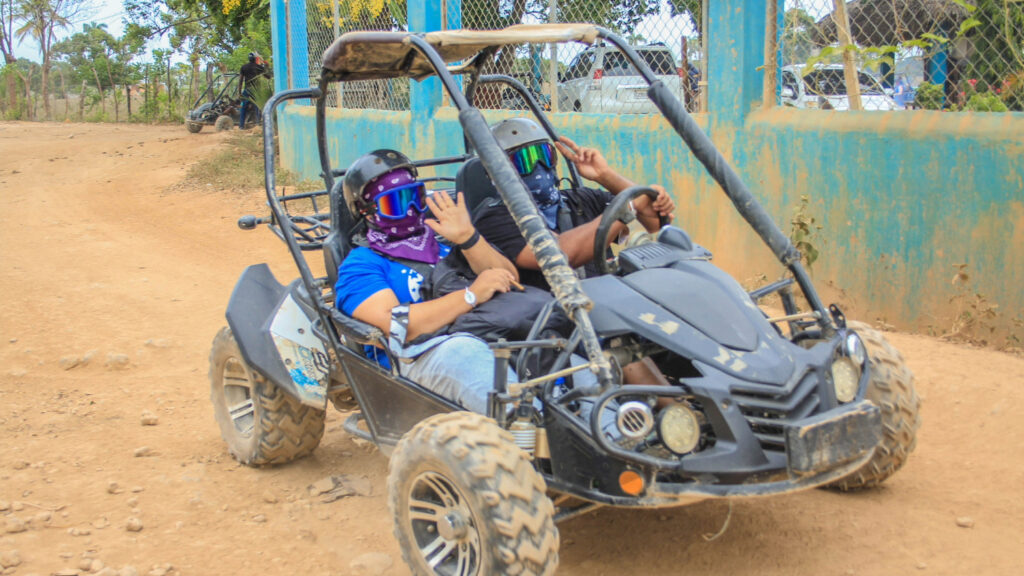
left=509, top=141, right=557, bottom=176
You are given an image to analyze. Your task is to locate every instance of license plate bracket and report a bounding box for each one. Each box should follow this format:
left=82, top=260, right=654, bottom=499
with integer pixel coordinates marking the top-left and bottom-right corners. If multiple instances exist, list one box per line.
left=785, top=400, right=881, bottom=476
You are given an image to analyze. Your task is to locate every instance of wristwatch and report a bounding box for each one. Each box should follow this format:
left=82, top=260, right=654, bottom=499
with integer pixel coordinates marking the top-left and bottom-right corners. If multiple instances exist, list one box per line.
left=464, top=287, right=477, bottom=308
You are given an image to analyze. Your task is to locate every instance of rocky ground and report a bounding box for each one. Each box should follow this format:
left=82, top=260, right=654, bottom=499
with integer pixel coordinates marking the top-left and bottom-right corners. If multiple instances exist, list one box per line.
left=0, top=121, right=1022, bottom=576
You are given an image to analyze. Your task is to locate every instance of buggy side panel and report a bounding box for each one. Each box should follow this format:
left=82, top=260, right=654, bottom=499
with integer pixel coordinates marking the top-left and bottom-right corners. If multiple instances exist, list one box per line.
left=337, top=351, right=457, bottom=453
left=226, top=264, right=329, bottom=408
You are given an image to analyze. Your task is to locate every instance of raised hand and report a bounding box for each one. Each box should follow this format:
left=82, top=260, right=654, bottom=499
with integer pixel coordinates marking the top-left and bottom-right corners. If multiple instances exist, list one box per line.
left=424, top=191, right=474, bottom=245
left=554, top=135, right=612, bottom=182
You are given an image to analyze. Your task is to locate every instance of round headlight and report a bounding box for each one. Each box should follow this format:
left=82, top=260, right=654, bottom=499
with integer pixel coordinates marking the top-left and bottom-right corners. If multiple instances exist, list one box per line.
left=657, top=403, right=701, bottom=455
left=831, top=356, right=860, bottom=403
left=844, top=332, right=867, bottom=366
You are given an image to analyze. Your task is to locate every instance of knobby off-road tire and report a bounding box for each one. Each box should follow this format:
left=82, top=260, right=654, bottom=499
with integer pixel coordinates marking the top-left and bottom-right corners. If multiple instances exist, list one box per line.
left=388, top=412, right=559, bottom=576
left=214, top=115, right=234, bottom=132
left=209, top=327, right=325, bottom=466
left=186, top=121, right=203, bottom=133
left=828, top=321, right=921, bottom=491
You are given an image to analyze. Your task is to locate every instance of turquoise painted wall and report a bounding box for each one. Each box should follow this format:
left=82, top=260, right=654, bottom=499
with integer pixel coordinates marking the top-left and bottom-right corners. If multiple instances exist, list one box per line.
left=271, top=0, right=1024, bottom=338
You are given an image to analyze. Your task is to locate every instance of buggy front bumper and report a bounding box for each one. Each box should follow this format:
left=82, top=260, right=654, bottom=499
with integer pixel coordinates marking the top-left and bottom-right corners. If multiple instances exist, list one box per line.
left=543, top=394, right=881, bottom=508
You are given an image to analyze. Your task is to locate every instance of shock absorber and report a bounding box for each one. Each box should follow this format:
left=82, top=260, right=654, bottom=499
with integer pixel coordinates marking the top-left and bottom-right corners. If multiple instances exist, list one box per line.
left=508, top=400, right=537, bottom=459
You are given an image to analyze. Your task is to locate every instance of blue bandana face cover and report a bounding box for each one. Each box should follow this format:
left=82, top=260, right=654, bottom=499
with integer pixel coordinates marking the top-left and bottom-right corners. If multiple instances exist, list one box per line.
left=523, top=164, right=561, bottom=229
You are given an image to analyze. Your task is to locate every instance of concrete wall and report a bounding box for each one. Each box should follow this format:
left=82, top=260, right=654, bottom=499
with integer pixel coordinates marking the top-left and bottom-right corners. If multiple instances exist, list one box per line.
left=270, top=0, right=1024, bottom=338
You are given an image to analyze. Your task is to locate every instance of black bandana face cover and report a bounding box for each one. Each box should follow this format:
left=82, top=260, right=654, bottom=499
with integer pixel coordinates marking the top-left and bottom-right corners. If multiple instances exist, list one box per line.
left=522, top=164, right=561, bottom=229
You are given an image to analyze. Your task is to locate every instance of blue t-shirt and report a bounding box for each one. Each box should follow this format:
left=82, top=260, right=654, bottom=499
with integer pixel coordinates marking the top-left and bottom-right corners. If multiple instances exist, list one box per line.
left=334, top=245, right=452, bottom=369
left=334, top=245, right=451, bottom=315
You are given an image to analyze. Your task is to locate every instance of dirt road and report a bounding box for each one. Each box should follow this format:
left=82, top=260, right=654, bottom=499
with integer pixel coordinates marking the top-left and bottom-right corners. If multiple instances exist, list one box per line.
left=1, top=122, right=1022, bottom=576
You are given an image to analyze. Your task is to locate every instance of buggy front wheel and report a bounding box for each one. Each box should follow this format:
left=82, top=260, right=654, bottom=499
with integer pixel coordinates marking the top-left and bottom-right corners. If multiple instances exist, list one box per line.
left=827, top=321, right=921, bottom=490
left=208, top=327, right=325, bottom=466
left=186, top=121, right=203, bottom=133
left=388, top=412, right=559, bottom=576
left=214, top=115, right=234, bottom=131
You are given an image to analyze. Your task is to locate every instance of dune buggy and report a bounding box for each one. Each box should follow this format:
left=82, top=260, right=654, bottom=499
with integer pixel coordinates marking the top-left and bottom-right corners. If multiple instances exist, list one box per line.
left=186, top=73, right=262, bottom=133
left=209, top=24, right=920, bottom=576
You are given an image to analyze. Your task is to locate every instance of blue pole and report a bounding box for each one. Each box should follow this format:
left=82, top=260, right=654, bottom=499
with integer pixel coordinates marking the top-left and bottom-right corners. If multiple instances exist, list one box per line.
left=269, top=0, right=289, bottom=94
left=289, top=0, right=310, bottom=91
left=707, top=0, right=766, bottom=125
left=408, top=2, right=443, bottom=122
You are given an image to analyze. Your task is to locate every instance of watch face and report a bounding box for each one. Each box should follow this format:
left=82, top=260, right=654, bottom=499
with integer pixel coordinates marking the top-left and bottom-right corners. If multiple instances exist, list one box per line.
left=464, top=288, right=477, bottom=307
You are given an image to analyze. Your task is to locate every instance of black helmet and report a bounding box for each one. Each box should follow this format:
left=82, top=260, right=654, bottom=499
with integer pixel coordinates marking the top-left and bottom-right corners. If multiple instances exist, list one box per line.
left=342, top=149, right=417, bottom=217
left=248, top=52, right=257, bottom=63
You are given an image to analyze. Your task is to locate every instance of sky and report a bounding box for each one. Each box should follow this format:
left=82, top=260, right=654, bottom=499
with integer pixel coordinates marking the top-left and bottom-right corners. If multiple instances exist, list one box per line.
left=12, top=0, right=134, bottom=61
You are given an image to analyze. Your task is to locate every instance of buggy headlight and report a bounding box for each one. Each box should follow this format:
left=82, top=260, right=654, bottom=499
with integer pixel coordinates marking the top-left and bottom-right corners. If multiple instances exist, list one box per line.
left=831, top=357, right=860, bottom=403
left=844, top=332, right=867, bottom=367
left=657, top=404, right=700, bottom=455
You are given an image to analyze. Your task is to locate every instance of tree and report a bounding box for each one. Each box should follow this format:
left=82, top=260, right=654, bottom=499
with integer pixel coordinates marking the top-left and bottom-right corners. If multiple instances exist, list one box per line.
left=14, top=0, right=90, bottom=119
left=54, top=21, right=146, bottom=121
left=1, top=0, right=28, bottom=115
left=782, top=8, right=818, bottom=65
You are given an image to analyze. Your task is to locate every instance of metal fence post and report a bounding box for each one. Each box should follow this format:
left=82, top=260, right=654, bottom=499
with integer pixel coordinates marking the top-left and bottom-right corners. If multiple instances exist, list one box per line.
left=332, top=0, right=341, bottom=107
left=762, top=0, right=779, bottom=109
left=831, top=0, right=862, bottom=111
left=548, top=0, right=558, bottom=113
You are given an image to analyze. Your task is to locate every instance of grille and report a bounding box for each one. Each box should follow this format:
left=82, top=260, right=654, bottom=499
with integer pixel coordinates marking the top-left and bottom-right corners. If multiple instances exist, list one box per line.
left=731, top=371, right=822, bottom=452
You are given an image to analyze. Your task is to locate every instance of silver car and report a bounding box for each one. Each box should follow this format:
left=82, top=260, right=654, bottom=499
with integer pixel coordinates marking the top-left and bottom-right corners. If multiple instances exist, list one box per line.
left=781, top=64, right=900, bottom=111
left=558, top=44, right=686, bottom=113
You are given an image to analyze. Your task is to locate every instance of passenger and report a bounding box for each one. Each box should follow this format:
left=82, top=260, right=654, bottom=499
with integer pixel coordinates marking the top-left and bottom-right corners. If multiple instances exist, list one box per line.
left=472, top=117, right=676, bottom=290
left=334, top=149, right=519, bottom=413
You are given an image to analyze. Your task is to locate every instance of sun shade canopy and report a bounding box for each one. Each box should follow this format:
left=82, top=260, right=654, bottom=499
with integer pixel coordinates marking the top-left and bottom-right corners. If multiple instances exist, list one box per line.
left=320, top=24, right=601, bottom=82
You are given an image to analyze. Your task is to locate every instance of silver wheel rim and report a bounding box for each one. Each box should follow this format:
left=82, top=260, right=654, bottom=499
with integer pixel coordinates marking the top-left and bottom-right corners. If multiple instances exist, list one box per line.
left=407, top=471, right=480, bottom=576
left=221, top=356, right=255, bottom=437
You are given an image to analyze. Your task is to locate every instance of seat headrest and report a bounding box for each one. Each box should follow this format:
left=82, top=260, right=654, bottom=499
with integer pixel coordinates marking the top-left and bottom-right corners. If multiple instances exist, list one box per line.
left=455, top=157, right=501, bottom=216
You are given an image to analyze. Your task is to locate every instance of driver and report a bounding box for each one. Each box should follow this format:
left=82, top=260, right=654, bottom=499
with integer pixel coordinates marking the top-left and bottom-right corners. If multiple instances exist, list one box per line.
left=471, top=117, right=676, bottom=290
left=471, top=117, right=676, bottom=389
left=334, top=149, right=519, bottom=413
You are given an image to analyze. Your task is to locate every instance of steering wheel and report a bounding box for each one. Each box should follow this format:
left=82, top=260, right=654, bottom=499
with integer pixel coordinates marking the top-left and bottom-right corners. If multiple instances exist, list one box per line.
left=593, top=186, right=671, bottom=275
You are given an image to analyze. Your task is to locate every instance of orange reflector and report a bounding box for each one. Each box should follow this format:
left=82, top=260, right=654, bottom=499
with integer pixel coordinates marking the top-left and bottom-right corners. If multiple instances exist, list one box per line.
left=619, top=470, right=644, bottom=496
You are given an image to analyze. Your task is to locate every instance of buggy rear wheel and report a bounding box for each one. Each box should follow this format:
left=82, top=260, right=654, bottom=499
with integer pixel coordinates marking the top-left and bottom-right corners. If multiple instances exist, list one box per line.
left=208, top=327, right=325, bottom=466
left=388, top=412, right=559, bottom=576
left=186, top=121, right=203, bottom=133
left=214, top=115, right=234, bottom=131
left=827, top=321, right=921, bottom=491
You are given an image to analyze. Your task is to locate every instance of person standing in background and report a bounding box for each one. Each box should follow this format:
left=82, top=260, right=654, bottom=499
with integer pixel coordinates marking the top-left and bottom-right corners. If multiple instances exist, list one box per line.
left=893, top=76, right=909, bottom=109
left=238, top=53, right=266, bottom=129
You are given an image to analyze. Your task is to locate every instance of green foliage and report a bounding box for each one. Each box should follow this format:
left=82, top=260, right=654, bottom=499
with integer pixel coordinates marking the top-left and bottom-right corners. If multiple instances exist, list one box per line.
left=914, top=82, right=945, bottom=110
left=789, top=195, right=822, bottom=272
left=1002, top=70, right=1024, bottom=111
left=783, top=8, right=821, bottom=65
left=964, top=90, right=1008, bottom=112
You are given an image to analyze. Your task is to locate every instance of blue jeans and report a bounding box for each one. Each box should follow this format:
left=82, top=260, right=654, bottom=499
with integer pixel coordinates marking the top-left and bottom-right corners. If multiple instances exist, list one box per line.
left=238, top=99, right=250, bottom=129
left=399, top=334, right=516, bottom=414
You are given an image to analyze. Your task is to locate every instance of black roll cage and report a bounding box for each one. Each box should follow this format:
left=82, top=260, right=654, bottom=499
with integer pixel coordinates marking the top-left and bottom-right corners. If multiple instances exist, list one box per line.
left=257, top=26, right=837, bottom=412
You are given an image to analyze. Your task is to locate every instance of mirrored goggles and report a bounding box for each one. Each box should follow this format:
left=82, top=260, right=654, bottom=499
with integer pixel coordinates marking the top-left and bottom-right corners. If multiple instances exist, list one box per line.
left=372, top=182, right=427, bottom=219
left=510, top=142, right=556, bottom=176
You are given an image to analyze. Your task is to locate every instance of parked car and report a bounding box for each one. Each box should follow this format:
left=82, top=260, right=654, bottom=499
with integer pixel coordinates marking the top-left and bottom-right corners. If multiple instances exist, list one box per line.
left=558, top=43, right=685, bottom=113
left=781, top=64, right=899, bottom=111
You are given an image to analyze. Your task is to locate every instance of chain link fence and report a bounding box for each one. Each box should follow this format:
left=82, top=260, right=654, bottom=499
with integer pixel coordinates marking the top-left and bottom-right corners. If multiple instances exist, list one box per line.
left=778, top=0, right=1024, bottom=111
left=446, top=0, right=706, bottom=114
left=306, top=0, right=411, bottom=110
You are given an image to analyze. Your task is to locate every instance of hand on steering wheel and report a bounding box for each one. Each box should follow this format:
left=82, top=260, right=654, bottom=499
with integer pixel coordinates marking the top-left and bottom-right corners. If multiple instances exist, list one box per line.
left=593, top=186, right=672, bottom=275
